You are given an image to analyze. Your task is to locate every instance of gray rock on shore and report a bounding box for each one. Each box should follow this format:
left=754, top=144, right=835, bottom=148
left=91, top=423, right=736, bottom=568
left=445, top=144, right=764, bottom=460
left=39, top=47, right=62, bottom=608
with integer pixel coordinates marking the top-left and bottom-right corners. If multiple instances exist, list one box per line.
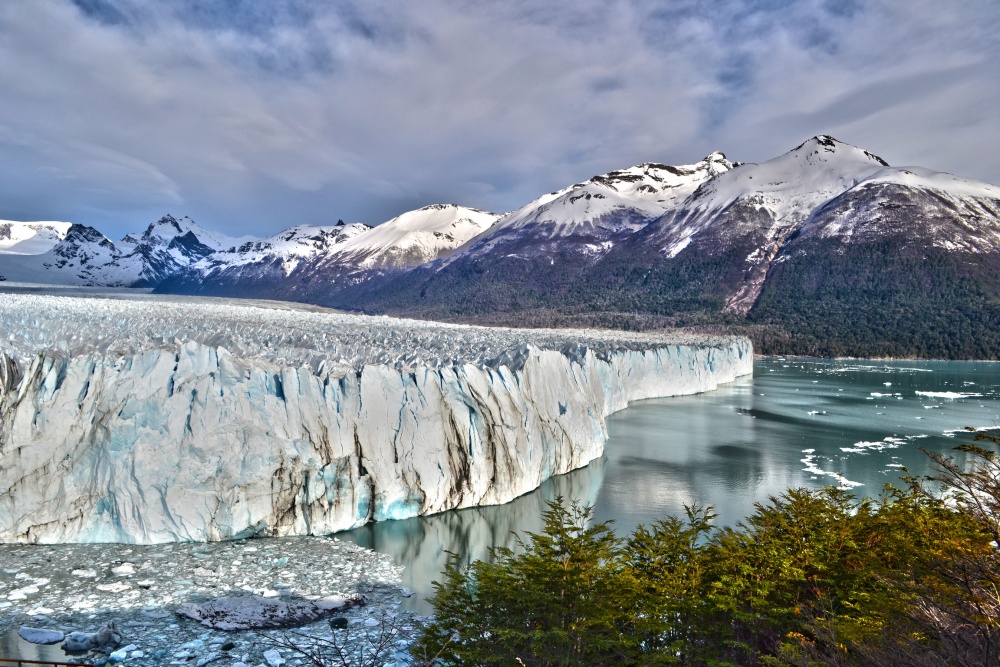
left=18, top=626, right=65, bottom=645
left=62, top=621, right=123, bottom=652
left=177, top=594, right=362, bottom=630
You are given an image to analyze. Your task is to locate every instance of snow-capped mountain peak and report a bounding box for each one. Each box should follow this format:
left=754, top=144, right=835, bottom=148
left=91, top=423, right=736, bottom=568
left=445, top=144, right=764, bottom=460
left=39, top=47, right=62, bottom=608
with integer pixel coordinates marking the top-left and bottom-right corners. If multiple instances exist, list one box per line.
left=484, top=152, right=735, bottom=244
left=121, top=214, right=249, bottom=253
left=189, top=222, right=372, bottom=277
left=336, top=204, right=502, bottom=268
left=656, top=136, right=897, bottom=259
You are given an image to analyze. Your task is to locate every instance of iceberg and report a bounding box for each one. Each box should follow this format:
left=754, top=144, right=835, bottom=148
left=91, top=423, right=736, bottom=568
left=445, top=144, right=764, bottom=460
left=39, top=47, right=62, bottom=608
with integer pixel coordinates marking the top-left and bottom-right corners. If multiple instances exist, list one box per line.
left=0, top=292, right=752, bottom=544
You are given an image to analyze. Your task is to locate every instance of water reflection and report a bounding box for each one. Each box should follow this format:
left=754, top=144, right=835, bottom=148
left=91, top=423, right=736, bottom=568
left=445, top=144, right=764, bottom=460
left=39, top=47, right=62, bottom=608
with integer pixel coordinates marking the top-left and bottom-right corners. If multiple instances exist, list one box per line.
left=340, top=359, right=1000, bottom=611
left=340, top=457, right=605, bottom=613
left=0, top=630, right=65, bottom=662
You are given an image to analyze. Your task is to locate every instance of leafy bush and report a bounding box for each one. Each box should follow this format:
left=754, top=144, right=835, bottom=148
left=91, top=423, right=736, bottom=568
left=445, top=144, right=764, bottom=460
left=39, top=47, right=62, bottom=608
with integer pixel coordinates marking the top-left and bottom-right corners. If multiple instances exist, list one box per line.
left=416, top=439, right=1000, bottom=666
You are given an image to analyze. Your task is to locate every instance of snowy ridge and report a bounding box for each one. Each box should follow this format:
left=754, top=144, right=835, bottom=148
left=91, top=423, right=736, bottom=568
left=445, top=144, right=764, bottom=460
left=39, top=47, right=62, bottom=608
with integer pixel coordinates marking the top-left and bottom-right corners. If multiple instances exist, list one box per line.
left=161, top=205, right=499, bottom=292
left=0, top=214, right=257, bottom=287
left=657, top=136, right=892, bottom=258
left=335, top=204, right=501, bottom=269
left=117, top=215, right=258, bottom=287
left=478, top=153, right=732, bottom=245
left=189, top=222, right=371, bottom=278
left=0, top=292, right=752, bottom=543
left=0, top=221, right=73, bottom=255
left=0, top=224, right=140, bottom=286
left=119, top=214, right=251, bottom=253
left=793, top=166, right=1000, bottom=252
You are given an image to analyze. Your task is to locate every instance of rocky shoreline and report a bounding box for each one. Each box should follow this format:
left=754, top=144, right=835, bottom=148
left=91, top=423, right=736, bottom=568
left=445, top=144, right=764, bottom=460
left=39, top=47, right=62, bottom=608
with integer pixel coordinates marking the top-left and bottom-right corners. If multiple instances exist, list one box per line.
left=0, top=537, right=421, bottom=667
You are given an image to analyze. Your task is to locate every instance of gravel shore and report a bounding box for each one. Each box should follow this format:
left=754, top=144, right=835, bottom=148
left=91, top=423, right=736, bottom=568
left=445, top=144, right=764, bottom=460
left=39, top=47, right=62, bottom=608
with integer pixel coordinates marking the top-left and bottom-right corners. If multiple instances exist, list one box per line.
left=0, top=537, right=422, bottom=667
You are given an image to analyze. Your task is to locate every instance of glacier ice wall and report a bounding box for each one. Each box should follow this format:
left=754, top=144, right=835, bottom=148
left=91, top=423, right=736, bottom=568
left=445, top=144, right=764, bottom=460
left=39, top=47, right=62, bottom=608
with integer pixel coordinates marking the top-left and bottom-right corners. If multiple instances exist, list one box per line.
left=0, top=293, right=752, bottom=544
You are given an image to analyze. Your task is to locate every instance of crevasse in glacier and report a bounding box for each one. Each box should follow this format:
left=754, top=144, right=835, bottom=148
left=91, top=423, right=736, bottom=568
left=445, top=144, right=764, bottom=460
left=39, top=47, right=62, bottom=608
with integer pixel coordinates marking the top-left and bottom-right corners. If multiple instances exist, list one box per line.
left=0, top=292, right=752, bottom=544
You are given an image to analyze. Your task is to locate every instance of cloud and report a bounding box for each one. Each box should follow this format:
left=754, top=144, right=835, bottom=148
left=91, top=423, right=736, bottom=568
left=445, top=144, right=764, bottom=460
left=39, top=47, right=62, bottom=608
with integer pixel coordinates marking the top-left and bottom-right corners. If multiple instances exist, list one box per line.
left=0, top=0, right=998, bottom=239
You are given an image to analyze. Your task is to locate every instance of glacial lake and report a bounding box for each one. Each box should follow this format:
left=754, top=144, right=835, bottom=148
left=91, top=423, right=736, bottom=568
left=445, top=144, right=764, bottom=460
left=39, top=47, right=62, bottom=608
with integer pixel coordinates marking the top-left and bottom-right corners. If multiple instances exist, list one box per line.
left=339, top=357, right=1000, bottom=613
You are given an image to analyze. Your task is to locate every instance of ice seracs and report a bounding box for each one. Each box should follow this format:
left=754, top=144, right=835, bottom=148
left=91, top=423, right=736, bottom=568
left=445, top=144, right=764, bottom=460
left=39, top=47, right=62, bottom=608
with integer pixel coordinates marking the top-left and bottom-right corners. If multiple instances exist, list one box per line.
left=0, top=291, right=752, bottom=544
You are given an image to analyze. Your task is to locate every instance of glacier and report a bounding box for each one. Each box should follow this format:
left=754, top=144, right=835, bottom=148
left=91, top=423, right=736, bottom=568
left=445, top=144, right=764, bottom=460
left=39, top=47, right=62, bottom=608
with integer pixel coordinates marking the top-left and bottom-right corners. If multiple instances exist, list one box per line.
left=0, top=291, right=752, bottom=544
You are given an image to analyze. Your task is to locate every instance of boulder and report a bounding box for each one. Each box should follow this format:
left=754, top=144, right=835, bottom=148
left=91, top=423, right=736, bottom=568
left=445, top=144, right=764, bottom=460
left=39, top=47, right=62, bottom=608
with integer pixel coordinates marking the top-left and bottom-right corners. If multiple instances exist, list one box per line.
left=18, top=627, right=65, bottom=645
left=62, top=621, right=123, bottom=652
left=177, top=594, right=362, bottom=630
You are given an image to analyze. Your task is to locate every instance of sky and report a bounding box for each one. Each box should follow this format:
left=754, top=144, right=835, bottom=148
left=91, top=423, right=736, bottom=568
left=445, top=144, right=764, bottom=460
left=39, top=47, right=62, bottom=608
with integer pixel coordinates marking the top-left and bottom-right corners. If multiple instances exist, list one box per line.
left=1, top=0, right=999, bottom=240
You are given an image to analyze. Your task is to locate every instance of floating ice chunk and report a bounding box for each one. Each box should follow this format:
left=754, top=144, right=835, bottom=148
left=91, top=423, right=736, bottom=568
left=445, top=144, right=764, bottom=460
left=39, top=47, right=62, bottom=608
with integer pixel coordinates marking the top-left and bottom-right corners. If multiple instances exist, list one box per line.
left=97, top=582, right=132, bottom=593
left=840, top=437, right=906, bottom=454
left=263, top=650, right=285, bottom=667
left=108, top=648, right=129, bottom=662
left=112, top=563, right=136, bottom=576
left=915, top=391, right=983, bottom=399
left=801, top=452, right=863, bottom=489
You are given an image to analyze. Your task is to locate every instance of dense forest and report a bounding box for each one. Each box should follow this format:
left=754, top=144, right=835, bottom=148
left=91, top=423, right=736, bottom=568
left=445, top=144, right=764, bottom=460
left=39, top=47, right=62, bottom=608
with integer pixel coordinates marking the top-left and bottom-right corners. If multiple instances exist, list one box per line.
left=409, top=434, right=1000, bottom=666
left=331, top=235, right=1000, bottom=360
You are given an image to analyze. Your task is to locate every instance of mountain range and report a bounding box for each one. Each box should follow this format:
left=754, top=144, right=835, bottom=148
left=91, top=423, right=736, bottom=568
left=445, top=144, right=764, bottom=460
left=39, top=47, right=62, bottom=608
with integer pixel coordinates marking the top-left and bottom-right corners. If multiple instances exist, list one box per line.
left=3, top=135, right=1000, bottom=358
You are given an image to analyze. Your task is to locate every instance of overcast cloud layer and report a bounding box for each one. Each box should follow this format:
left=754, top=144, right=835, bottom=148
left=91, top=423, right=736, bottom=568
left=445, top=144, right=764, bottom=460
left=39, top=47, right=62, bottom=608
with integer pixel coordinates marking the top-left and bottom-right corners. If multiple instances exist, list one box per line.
left=1, top=0, right=999, bottom=239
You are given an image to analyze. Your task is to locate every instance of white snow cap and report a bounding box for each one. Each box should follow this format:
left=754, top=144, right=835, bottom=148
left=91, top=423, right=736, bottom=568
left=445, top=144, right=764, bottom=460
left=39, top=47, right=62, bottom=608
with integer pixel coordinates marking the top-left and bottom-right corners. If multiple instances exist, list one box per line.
left=0, top=221, right=74, bottom=255
left=485, top=152, right=734, bottom=239
left=337, top=204, right=502, bottom=267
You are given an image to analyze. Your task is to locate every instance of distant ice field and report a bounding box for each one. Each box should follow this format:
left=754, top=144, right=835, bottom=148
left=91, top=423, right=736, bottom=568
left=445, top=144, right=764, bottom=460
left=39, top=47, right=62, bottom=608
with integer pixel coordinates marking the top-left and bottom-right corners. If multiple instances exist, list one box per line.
left=0, top=285, right=735, bottom=377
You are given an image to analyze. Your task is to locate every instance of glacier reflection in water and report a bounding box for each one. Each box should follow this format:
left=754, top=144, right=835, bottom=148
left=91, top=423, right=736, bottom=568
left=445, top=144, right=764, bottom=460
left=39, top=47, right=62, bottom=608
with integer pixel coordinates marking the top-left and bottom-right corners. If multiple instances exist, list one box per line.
left=340, top=358, right=1000, bottom=613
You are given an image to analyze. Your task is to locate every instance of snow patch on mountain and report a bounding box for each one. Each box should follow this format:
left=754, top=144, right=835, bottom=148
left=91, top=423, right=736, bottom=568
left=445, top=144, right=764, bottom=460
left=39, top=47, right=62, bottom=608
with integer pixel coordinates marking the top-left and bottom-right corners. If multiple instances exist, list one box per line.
left=337, top=205, right=501, bottom=269
left=0, top=221, right=73, bottom=255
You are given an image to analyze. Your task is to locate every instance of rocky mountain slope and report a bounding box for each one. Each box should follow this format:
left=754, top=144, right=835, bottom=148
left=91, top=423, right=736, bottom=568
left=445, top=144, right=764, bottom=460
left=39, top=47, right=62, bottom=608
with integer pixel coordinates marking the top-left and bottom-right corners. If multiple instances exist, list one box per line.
left=328, top=136, right=1000, bottom=358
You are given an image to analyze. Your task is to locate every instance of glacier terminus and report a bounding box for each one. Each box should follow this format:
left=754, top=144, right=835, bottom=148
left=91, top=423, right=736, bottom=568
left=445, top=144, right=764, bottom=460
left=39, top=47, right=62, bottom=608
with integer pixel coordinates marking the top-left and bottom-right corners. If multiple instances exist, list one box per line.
left=0, top=290, right=751, bottom=544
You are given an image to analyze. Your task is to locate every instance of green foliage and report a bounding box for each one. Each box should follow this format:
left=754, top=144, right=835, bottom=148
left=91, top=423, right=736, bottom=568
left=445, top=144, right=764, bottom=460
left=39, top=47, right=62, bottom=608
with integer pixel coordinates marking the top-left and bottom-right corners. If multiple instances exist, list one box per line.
left=416, top=499, right=635, bottom=666
left=416, top=441, right=1000, bottom=666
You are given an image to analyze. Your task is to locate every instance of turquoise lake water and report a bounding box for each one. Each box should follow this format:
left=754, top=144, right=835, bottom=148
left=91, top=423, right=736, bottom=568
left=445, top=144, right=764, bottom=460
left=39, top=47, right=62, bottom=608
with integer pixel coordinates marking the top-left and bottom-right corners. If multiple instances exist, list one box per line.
left=341, top=357, right=1000, bottom=612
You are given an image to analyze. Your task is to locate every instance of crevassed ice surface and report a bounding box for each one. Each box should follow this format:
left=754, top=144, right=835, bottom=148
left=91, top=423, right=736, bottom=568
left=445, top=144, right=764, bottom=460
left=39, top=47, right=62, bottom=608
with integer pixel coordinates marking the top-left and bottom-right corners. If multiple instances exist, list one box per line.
left=0, top=291, right=752, bottom=544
